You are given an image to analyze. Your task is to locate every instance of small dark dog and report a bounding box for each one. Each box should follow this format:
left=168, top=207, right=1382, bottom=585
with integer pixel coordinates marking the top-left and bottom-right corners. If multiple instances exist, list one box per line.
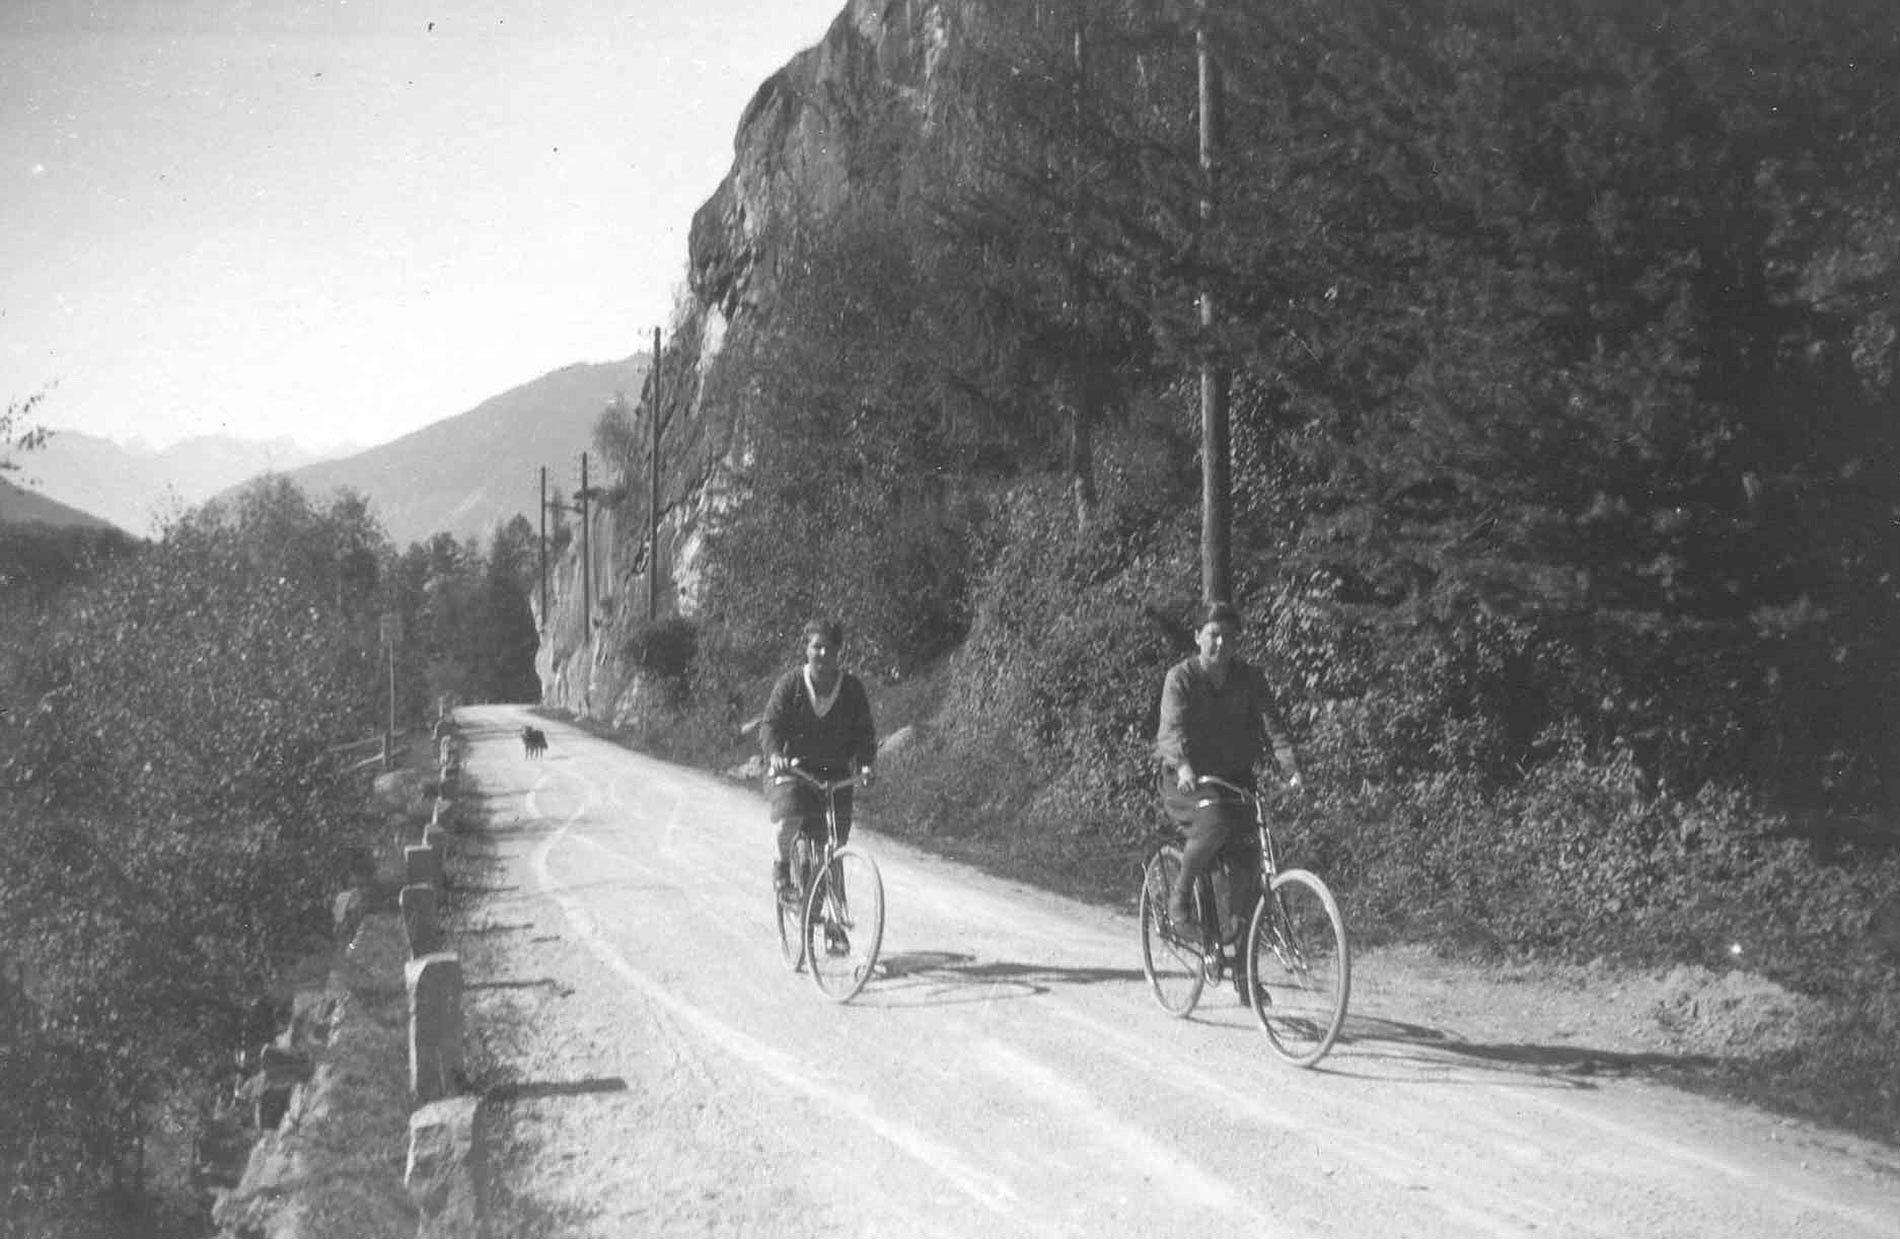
left=521, top=726, right=548, bottom=758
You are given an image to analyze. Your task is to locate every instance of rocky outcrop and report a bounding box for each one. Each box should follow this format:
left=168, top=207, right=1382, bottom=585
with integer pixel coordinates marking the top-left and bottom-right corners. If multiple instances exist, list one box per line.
left=537, top=0, right=959, bottom=723
left=211, top=913, right=417, bottom=1239
left=687, top=1, right=952, bottom=322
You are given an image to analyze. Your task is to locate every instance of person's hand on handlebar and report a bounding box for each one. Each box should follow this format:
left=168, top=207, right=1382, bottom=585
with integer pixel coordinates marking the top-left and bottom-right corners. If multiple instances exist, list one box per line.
left=769, top=752, right=791, bottom=775
left=857, top=765, right=876, bottom=790
left=1175, top=762, right=1197, bottom=794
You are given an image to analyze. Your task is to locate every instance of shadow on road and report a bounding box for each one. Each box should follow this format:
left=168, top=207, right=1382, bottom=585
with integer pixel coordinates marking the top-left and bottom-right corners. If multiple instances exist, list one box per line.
left=468, top=976, right=573, bottom=997
left=483, top=1077, right=629, bottom=1104
left=443, top=883, right=521, bottom=897
left=864, top=950, right=1148, bottom=1008
left=450, top=788, right=517, bottom=810
left=1323, top=1012, right=1720, bottom=1087
left=453, top=921, right=534, bottom=937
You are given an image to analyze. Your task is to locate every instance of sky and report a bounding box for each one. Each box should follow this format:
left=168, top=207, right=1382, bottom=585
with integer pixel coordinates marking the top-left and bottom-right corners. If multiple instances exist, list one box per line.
left=1, top=0, right=846, bottom=452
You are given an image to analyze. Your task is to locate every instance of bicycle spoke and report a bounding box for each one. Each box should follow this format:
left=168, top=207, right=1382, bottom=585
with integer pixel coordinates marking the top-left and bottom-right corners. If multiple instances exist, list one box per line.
left=1139, top=845, right=1205, bottom=1017
left=775, top=843, right=814, bottom=972
left=808, top=850, right=883, bottom=1002
left=1246, top=869, right=1350, bottom=1066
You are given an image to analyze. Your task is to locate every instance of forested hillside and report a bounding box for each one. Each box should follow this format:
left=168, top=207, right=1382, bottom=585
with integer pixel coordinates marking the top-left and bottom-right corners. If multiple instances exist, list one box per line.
left=563, top=0, right=1900, bottom=1136
left=0, top=461, right=542, bottom=1234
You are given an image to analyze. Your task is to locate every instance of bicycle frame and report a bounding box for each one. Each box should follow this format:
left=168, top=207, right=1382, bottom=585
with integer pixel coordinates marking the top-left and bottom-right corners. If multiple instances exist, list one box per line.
left=772, top=761, right=866, bottom=936
left=772, top=761, right=885, bottom=1001
left=1193, top=774, right=1281, bottom=895
left=1142, top=774, right=1350, bottom=1063
left=774, top=762, right=858, bottom=876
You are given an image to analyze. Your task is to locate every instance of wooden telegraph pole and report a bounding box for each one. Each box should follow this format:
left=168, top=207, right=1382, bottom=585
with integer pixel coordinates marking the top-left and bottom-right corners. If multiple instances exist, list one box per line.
left=379, top=611, right=401, bottom=769
left=1197, top=0, right=1232, bottom=605
left=578, top=451, right=592, bottom=632
left=648, top=327, right=662, bottom=623
left=1067, top=2, right=1097, bottom=531
left=538, top=466, right=549, bottom=627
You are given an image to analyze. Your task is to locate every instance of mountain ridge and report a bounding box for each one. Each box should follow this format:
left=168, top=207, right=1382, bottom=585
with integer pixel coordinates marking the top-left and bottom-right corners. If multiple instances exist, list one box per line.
left=25, top=431, right=338, bottom=535
left=266, top=355, right=649, bottom=548
left=0, top=474, right=122, bottom=531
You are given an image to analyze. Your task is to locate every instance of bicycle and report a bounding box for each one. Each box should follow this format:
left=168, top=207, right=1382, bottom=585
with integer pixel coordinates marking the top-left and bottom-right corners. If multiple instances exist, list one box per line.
left=771, top=762, right=886, bottom=1002
left=1138, top=775, right=1350, bottom=1066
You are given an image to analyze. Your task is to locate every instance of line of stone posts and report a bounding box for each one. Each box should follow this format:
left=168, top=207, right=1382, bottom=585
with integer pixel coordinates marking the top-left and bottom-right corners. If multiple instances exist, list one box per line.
left=403, top=714, right=480, bottom=1237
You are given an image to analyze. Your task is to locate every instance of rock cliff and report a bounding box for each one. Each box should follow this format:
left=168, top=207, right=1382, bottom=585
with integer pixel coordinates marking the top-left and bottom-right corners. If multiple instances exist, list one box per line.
left=535, top=0, right=957, bottom=723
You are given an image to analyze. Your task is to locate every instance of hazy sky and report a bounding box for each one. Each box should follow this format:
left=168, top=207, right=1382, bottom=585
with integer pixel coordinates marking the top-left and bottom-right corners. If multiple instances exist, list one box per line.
left=2, top=0, right=844, bottom=451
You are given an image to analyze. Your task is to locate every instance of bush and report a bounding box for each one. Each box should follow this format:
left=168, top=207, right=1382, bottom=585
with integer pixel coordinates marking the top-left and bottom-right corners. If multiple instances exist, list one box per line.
left=624, top=616, right=699, bottom=706
left=0, top=478, right=391, bottom=1233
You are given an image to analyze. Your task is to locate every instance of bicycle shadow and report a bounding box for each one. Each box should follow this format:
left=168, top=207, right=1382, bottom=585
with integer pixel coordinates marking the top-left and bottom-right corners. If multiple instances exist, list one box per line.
left=482, top=1076, right=630, bottom=1104
left=861, top=951, right=1148, bottom=1009
left=1320, top=1011, right=1720, bottom=1088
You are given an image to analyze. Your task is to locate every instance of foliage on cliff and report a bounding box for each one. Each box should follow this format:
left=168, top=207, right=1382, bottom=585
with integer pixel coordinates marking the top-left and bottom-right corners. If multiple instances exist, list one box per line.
left=680, top=0, right=1900, bottom=809
left=598, top=0, right=1900, bottom=1137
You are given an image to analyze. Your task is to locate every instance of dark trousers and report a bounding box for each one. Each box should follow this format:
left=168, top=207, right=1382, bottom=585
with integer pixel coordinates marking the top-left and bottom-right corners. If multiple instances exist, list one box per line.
left=1160, top=773, right=1261, bottom=935
left=769, top=776, right=853, bottom=871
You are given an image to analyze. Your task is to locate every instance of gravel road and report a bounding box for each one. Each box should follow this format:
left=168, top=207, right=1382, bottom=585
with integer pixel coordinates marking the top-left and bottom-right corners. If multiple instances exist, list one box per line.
left=444, top=705, right=1899, bottom=1238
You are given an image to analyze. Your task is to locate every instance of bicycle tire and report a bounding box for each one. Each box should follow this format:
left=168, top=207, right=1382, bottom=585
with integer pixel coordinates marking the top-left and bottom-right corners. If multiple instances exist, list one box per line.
left=1139, top=844, right=1205, bottom=1017
left=806, top=849, right=884, bottom=1003
left=776, top=836, right=817, bottom=971
left=1245, top=868, right=1350, bottom=1066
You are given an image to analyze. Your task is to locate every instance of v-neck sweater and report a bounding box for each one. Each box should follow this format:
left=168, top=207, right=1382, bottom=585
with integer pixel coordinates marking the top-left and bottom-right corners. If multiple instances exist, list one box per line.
left=760, top=666, right=877, bottom=774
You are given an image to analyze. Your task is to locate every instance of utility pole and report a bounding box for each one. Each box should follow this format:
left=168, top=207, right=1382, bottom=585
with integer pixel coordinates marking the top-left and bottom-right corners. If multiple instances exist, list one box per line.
left=1066, top=1, right=1096, bottom=532
left=578, top=451, right=592, bottom=634
left=1197, top=0, right=1232, bottom=605
left=538, top=466, right=549, bottom=627
left=379, top=612, right=401, bottom=770
left=539, top=466, right=586, bottom=631
left=648, top=327, right=662, bottom=623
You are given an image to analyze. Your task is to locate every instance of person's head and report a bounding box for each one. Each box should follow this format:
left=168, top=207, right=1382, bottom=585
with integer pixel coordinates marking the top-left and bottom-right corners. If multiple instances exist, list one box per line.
left=1195, top=601, right=1243, bottom=668
left=802, top=618, right=844, bottom=675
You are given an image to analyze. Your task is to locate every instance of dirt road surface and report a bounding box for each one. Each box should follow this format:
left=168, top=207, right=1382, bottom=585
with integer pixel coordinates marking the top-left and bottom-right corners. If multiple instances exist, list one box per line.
left=445, top=706, right=1899, bottom=1237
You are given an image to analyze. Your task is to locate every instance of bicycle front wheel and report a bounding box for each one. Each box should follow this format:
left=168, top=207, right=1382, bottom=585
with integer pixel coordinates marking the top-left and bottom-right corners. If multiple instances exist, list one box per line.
left=1139, top=844, right=1205, bottom=1017
left=777, top=838, right=815, bottom=972
left=1245, top=869, right=1350, bottom=1066
left=806, top=849, right=884, bottom=1003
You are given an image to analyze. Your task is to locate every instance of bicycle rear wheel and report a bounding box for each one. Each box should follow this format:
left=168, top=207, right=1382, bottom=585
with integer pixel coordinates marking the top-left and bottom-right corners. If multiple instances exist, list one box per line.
left=1245, top=869, right=1350, bottom=1066
left=776, top=837, right=816, bottom=971
left=1139, top=844, right=1205, bottom=1017
left=806, top=849, right=884, bottom=1002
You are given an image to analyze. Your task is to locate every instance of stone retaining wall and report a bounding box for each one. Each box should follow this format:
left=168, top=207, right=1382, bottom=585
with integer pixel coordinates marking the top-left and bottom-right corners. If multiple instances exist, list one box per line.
left=212, top=718, right=484, bottom=1239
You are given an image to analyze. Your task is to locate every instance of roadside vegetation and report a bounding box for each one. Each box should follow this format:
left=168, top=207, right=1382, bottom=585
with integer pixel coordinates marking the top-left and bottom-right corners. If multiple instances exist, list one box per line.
left=0, top=460, right=542, bottom=1234
left=598, top=0, right=1900, bottom=1143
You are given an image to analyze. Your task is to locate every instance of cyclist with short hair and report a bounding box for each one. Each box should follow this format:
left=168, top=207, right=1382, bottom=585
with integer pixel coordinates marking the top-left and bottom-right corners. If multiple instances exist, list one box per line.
left=1154, top=601, right=1304, bottom=978
left=762, top=619, right=877, bottom=901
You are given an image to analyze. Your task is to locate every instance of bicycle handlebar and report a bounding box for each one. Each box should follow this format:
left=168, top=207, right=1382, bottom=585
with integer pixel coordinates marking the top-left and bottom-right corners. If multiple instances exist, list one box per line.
left=1185, top=767, right=1307, bottom=817
left=1194, top=774, right=1255, bottom=801
left=1191, top=773, right=1303, bottom=806
left=772, top=760, right=865, bottom=793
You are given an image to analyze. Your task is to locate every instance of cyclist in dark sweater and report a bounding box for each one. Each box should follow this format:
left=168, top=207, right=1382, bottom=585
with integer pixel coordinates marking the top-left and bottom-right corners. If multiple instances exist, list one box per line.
left=1154, top=601, right=1304, bottom=951
left=761, top=618, right=878, bottom=900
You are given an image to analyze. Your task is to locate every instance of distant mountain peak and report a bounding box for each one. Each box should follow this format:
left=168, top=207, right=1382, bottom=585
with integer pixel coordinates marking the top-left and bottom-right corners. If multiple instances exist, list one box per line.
left=256, top=354, right=649, bottom=548
left=28, top=356, right=643, bottom=543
